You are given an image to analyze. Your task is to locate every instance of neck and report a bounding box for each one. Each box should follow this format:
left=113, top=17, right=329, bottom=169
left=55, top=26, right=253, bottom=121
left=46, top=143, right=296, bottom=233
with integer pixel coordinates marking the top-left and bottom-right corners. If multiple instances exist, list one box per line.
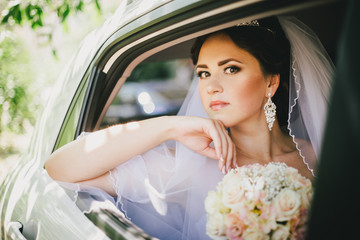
left=229, top=121, right=294, bottom=164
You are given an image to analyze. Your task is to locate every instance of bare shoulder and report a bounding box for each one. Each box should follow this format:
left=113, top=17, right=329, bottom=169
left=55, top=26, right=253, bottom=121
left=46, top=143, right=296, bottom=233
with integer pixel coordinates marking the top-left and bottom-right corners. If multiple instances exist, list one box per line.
left=280, top=137, right=316, bottom=182
left=295, top=138, right=316, bottom=155
left=294, top=138, right=317, bottom=171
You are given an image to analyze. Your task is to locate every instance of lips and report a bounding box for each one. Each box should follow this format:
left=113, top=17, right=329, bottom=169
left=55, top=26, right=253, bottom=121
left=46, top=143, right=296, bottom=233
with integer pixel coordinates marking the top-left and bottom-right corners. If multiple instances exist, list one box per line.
left=209, top=100, right=229, bottom=111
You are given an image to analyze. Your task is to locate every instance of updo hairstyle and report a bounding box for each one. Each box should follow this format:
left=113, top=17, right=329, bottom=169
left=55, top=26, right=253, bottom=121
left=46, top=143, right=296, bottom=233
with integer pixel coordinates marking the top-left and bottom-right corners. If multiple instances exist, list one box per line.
left=191, top=17, right=290, bottom=127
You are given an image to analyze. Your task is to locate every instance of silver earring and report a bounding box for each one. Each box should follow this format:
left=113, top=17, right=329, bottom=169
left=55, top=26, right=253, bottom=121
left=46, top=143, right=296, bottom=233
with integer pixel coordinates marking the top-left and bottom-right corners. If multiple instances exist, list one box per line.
left=264, top=93, right=276, bottom=131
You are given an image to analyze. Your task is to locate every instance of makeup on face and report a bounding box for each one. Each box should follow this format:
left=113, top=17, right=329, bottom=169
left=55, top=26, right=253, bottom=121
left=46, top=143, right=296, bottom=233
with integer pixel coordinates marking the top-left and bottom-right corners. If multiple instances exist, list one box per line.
left=196, top=33, right=268, bottom=127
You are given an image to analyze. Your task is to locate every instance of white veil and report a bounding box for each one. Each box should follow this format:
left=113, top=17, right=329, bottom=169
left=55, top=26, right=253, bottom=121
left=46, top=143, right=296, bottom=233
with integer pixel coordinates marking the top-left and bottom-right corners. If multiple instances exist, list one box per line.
left=109, top=75, right=223, bottom=239
left=59, top=16, right=334, bottom=239
left=279, top=17, right=334, bottom=175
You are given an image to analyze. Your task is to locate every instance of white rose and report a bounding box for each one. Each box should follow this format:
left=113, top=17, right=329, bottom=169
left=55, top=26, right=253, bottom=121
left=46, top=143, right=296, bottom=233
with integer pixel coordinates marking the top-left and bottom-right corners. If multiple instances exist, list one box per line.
left=206, top=212, right=226, bottom=239
left=274, top=189, right=301, bottom=222
left=205, top=191, right=229, bottom=215
left=221, top=174, right=245, bottom=208
left=242, top=228, right=269, bottom=240
left=257, top=204, right=277, bottom=234
left=205, top=191, right=219, bottom=214
left=299, top=186, right=313, bottom=209
left=271, top=225, right=290, bottom=240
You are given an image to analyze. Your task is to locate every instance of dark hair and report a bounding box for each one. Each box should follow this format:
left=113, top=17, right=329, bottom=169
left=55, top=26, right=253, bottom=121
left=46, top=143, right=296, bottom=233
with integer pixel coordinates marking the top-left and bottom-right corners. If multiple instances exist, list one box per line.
left=191, top=17, right=290, bottom=127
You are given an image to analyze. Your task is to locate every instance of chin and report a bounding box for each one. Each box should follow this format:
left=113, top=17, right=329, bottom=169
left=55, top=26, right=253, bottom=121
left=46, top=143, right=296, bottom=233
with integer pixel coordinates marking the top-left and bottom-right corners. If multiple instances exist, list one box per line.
left=222, top=121, right=235, bottom=128
left=209, top=114, right=233, bottom=127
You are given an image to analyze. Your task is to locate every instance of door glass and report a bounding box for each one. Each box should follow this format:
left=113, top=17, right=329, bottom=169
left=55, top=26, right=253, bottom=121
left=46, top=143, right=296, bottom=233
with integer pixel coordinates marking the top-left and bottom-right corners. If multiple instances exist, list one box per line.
left=101, top=59, right=194, bottom=128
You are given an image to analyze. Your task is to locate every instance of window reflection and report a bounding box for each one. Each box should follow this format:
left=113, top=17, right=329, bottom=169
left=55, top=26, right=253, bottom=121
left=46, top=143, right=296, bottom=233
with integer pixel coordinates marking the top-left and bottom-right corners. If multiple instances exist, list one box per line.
left=101, top=59, right=193, bottom=127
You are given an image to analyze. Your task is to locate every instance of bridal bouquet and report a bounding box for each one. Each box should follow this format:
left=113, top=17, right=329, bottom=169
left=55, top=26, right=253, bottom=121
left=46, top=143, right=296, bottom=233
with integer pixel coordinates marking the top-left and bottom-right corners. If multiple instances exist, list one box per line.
left=205, top=162, right=312, bottom=240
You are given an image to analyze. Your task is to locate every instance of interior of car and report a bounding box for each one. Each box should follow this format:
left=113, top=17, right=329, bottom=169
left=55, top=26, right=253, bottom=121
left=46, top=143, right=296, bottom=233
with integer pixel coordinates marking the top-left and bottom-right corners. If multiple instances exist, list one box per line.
left=77, top=0, right=348, bottom=238
left=99, top=0, right=346, bottom=130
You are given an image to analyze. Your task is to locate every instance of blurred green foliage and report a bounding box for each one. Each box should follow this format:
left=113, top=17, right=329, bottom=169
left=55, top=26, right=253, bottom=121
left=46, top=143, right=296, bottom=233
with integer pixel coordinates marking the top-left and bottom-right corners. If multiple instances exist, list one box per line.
left=0, top=31, right=39, bottom=136
left=0, top=0, right=103, bottom=153
left=0, top=0, right=101, bottom=56
left=1, top=0, right=101, bottom=28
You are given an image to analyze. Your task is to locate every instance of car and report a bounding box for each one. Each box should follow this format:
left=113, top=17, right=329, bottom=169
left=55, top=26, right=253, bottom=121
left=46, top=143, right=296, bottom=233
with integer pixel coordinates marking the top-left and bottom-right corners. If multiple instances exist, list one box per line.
left=101, top=60, right=191, bottom=126
left=0, top=0, right=353, bottom=239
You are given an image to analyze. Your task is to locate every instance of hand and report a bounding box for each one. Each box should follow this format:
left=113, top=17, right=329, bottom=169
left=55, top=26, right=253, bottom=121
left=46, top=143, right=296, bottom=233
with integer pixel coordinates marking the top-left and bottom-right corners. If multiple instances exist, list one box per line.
left=170, top=116, right=237, bottom=173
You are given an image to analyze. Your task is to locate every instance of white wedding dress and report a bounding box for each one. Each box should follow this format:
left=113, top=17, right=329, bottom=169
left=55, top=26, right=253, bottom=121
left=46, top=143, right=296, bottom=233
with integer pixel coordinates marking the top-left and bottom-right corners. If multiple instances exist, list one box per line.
left=59, top=16, right=334, bottom=240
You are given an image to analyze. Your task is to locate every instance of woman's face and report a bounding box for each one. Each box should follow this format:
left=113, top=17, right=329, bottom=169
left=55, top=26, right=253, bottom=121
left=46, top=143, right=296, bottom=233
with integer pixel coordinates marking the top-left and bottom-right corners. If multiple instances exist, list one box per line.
left=196, top=33, right=269, bottom=128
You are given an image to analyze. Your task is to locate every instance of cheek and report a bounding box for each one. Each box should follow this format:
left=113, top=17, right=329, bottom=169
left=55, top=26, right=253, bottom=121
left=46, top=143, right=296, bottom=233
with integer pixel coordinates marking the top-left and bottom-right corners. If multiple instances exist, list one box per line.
left=230, top=75, right=265, bottom=109
left=198, top=82, right=209, bottom=110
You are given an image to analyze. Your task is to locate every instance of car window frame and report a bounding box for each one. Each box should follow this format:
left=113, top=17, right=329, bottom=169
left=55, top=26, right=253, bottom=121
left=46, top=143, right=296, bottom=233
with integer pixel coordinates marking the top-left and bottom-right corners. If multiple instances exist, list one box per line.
left=45, top=0, right=347, bottom=237
left=72, top=0, right=325, bottom=139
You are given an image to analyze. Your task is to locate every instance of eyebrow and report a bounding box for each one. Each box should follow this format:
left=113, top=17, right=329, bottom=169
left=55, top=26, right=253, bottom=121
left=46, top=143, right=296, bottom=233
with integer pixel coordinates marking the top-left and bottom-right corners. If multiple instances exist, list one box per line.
left=196, top=58, right=242, bottom=69
left=196, top=64, right=208, bottom=69
left=218, top=58, right=242, bottom=66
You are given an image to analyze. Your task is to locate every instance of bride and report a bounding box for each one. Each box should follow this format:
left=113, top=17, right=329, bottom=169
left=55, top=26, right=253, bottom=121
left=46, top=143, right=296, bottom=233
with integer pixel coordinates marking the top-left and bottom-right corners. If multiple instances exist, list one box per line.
left=45, top=16, right=333, bottom=239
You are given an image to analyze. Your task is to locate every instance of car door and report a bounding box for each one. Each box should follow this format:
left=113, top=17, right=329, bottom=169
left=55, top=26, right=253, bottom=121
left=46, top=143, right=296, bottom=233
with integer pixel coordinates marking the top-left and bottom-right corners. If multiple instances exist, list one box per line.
left=0, top=0, right=347, bottom=239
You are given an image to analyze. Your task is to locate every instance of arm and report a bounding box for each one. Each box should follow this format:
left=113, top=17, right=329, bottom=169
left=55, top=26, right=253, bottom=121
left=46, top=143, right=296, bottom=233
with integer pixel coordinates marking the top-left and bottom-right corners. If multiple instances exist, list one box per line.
left=45, top=115, right=236, bottom=183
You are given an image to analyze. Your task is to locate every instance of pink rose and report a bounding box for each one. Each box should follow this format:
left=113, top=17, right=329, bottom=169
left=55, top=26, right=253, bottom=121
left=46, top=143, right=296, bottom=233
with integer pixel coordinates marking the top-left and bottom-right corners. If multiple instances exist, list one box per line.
left=225, top=213, right=245, bottom=240
left=242, top=228, right=269, bottom=240
left=222, top=174, right=246, bottom=208
left=274, top=189, right=301, bottom=222
left=257, top=204, right=277, bottom=233
left=271, top=224, right=290, bottom=240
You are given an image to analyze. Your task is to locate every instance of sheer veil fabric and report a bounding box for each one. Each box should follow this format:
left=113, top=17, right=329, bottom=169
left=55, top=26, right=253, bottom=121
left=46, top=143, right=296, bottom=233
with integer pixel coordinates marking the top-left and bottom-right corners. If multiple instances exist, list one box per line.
left=58, top=16, right=333, bottom=239
left=280, top=17, right=334, bottom=175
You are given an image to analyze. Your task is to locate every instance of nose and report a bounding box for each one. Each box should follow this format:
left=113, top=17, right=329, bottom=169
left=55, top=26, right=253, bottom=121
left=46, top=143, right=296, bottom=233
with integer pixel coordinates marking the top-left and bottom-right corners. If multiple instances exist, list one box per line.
left=207, top=76, right=223, bottom=95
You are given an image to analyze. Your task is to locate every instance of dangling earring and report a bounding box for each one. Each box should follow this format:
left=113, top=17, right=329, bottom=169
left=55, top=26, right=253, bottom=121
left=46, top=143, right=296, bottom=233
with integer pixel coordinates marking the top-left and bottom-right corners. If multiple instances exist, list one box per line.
left=264, top=93, right=276, bottom=131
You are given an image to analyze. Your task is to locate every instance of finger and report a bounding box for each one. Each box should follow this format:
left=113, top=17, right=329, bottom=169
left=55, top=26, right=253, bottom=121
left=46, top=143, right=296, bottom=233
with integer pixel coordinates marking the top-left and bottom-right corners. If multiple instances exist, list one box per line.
left=218, top=154, right=224, bottom=171
left=200, top=146, right=219, bottom=160
left=215, top=120, right=235, bottom=173
left=233, top=143, right=238, bottom=169
left=207, top=120, right=223, bottom=162
left=213, top=120, right=228, bottom=170
left=225, top=131, right=236, bottom=170
left=223, top=129, right=234, bottom=172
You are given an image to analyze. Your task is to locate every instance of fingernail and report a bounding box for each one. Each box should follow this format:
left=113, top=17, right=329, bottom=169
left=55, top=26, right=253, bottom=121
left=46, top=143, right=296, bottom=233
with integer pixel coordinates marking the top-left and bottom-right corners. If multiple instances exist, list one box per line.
left=222, top=166, right=226, bottom=174
left=220, top=155, right=224, bottom=162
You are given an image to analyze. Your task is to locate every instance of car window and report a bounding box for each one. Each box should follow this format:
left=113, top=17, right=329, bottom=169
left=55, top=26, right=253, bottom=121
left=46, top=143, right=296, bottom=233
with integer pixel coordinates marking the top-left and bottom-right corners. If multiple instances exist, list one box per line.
left=100, top=59, right=194, bottom=128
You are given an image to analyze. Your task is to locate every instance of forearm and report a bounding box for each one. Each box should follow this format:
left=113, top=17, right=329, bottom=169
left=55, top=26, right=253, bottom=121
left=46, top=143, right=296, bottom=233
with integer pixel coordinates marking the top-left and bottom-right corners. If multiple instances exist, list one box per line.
left=45, top=116, right=174, bottom=182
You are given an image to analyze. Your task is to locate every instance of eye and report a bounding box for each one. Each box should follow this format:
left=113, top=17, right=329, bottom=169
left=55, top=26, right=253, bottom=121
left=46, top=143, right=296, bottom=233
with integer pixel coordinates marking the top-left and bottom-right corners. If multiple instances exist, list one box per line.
left=197, top=71, right=210, bottom=79
left=224, top=66, right=240, bottom=74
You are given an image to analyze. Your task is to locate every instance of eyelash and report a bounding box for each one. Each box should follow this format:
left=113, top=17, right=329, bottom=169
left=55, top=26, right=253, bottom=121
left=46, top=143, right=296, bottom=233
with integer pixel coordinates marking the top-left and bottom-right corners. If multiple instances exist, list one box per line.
left=224, top=66, right=240, bottom=74
left=197, top=71, right=210, bottom=79
left=197, top=66, right=241, bottom=79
